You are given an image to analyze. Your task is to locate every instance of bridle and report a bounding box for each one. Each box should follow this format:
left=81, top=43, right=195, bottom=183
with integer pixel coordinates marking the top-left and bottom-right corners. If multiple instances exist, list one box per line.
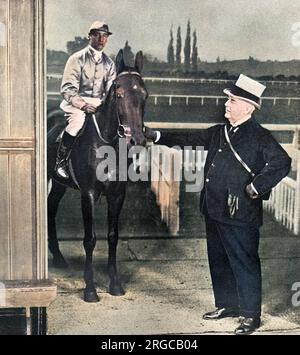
left=92, top=70, right=143, bottom=144
left=115, top=71, right=142, bottom=142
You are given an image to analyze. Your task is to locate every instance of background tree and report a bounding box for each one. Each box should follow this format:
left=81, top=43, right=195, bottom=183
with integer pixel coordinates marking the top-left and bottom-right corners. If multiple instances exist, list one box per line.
left=66, top=36, right=88, bottom=55
left=167, top=25, right=175, bottom=69
left=184, top=20, right=191, bottom=73
left=176, top=26, right=182, bottom=70
left=191, top=29, right=198, bottom=73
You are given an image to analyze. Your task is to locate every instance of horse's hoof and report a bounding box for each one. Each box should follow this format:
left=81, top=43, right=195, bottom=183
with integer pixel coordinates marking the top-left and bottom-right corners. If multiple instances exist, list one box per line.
left=52, top=256, right=68, bottom=269
left=84, top=289, right=100, bottom=303
left=109, top=285, right=125, bottom=296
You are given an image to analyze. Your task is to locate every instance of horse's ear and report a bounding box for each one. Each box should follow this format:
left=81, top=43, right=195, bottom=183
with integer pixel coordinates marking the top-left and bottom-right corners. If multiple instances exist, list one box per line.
left=135, top=51, right=144, bottom=73
left=116, top=49, right=125, bottom=74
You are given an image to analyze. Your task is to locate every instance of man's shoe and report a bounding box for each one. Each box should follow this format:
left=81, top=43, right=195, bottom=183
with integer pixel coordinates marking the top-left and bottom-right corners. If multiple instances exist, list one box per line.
left=203, top=307, right=239, bottom=320
left=234, top=317, right=261, bottom=335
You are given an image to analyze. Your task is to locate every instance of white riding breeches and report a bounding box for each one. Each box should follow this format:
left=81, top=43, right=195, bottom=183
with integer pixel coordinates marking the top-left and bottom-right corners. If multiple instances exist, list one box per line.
left=60, top=97, right=102, bottom=136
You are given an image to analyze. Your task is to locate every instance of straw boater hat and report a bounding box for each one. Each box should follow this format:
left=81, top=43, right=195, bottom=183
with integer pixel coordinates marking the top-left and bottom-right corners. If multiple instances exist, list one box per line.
left=88, top=21, right=112, bottom=36
left=224, top=74, right=266, bottom=109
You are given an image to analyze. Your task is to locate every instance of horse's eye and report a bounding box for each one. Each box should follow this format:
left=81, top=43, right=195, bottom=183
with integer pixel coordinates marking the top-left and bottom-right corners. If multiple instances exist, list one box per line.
left=116, top=88, right=125, bottom=98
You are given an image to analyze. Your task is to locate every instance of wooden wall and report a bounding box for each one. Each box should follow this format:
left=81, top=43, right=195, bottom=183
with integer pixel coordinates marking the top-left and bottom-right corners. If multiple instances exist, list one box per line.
left=0, top=0, right=47, bottom=281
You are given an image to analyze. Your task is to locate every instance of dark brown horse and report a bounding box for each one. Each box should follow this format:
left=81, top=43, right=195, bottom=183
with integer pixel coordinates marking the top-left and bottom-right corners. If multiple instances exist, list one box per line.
left=47, top=50, right=154, bottom=302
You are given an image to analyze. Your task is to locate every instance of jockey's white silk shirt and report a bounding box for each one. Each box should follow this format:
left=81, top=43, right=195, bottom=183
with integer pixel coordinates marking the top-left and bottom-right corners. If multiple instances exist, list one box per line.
left=61, top=46, right=116, bottom=104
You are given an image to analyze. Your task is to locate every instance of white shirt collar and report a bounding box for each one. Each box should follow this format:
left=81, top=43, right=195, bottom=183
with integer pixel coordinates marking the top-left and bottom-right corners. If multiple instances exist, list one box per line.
left=89, top=45, right=103, bottom=62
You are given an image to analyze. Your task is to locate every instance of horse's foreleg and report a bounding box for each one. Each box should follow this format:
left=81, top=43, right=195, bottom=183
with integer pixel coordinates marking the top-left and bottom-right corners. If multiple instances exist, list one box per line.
left=81, top=189, right=100, bottom=302
left=106, top=186, right=126, bottom=296
left=48, top=180, right=68, bottom=268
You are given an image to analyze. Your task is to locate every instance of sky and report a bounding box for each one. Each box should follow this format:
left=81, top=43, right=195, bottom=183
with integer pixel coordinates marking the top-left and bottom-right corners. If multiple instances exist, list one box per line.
left=45, top=0, right=300, bottom=62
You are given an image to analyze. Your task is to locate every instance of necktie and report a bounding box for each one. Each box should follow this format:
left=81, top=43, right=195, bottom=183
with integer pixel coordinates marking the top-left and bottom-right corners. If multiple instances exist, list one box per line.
left=227, top=124, right=235, bottom=138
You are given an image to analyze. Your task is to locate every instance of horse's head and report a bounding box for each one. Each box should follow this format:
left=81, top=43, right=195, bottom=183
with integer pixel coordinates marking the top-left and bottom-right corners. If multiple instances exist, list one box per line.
left=114, top=49, right=148, bottom=148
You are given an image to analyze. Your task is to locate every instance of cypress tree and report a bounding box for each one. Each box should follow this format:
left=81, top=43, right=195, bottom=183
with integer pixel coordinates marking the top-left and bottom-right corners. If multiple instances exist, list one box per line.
left=192, top=30, right=198, bottom=72
left=184, top=20, right=191, bottom=73
left=167, top=25, right=175, bottom=69
left=176, top=26, right=182, bottom=70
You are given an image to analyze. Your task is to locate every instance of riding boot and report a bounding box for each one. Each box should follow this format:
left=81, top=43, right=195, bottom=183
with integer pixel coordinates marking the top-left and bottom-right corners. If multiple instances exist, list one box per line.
left=55, top=131, right=76, bottom=179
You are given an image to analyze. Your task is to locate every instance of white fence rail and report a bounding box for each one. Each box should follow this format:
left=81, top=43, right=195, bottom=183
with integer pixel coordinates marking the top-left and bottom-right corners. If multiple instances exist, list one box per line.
left=47, top=91, right=300, bottom=107
left=47, top=74, right=300, bottom=86
left=264, top=177, right=297, bottom=233
left=145, top=77, right=300, bottom=86
left=148, top=94, right=300, bottom=107
left=264, top=148, right=300, bottom=235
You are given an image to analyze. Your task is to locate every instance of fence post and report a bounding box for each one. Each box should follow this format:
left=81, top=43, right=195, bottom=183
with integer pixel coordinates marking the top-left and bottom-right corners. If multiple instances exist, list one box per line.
left=294, top=151, right=300, bottom=235
left=293, top=128, right=300, bottom=150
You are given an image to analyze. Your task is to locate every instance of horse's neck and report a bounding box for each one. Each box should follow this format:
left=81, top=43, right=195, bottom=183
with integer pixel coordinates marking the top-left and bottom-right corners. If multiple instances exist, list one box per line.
left=97, top=95, right=118, bottom=143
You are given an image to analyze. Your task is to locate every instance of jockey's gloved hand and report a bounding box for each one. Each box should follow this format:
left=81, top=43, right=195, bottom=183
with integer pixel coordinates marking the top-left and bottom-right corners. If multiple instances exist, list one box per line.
left=81, top=103, right=98, bottom=113
left=143, top=126, right=161, bottom=143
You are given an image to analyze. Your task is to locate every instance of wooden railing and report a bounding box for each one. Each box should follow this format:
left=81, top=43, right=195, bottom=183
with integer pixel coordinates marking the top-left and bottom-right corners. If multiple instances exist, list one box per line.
left=264, top=147, right=300, bottom=235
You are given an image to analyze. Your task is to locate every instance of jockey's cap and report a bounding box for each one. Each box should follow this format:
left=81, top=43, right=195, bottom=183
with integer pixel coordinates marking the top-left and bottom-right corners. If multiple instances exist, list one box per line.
left=88, top=21, right=112, bottom=36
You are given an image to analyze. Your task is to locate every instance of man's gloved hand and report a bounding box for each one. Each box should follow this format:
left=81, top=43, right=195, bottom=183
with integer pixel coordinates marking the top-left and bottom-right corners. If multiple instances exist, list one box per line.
left=81, top=103, right=98, bottom=113
left=143, top=126, right=161, bottom=143
left=246, top=184, right=259, bottom=199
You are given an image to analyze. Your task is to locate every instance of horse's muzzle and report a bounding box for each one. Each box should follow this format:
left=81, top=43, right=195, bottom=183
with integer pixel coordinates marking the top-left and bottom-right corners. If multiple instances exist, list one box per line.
left=118, top=125, right=146, bottom=147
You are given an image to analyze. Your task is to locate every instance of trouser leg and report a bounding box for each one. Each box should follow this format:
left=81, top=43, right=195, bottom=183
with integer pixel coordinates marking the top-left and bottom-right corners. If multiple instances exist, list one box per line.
left=216, top=222, right=262, bottom=318
left=60, top=98, right=101, bottom=137
left=205, top=216, right=239, bottom=309
left=60, top=100, right=86, bottom=137
left=56, top=98, right=102, bottom=178
left=65, top=110, right=86, bottom=136
left=55, top=101, right=87, bottom=178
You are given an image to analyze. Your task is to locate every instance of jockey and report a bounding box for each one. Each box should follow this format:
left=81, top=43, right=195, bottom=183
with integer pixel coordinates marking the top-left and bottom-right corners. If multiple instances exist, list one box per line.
left=56, top=21, right=160, bottom=180
left=56, top=21, right=116, bottom=179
